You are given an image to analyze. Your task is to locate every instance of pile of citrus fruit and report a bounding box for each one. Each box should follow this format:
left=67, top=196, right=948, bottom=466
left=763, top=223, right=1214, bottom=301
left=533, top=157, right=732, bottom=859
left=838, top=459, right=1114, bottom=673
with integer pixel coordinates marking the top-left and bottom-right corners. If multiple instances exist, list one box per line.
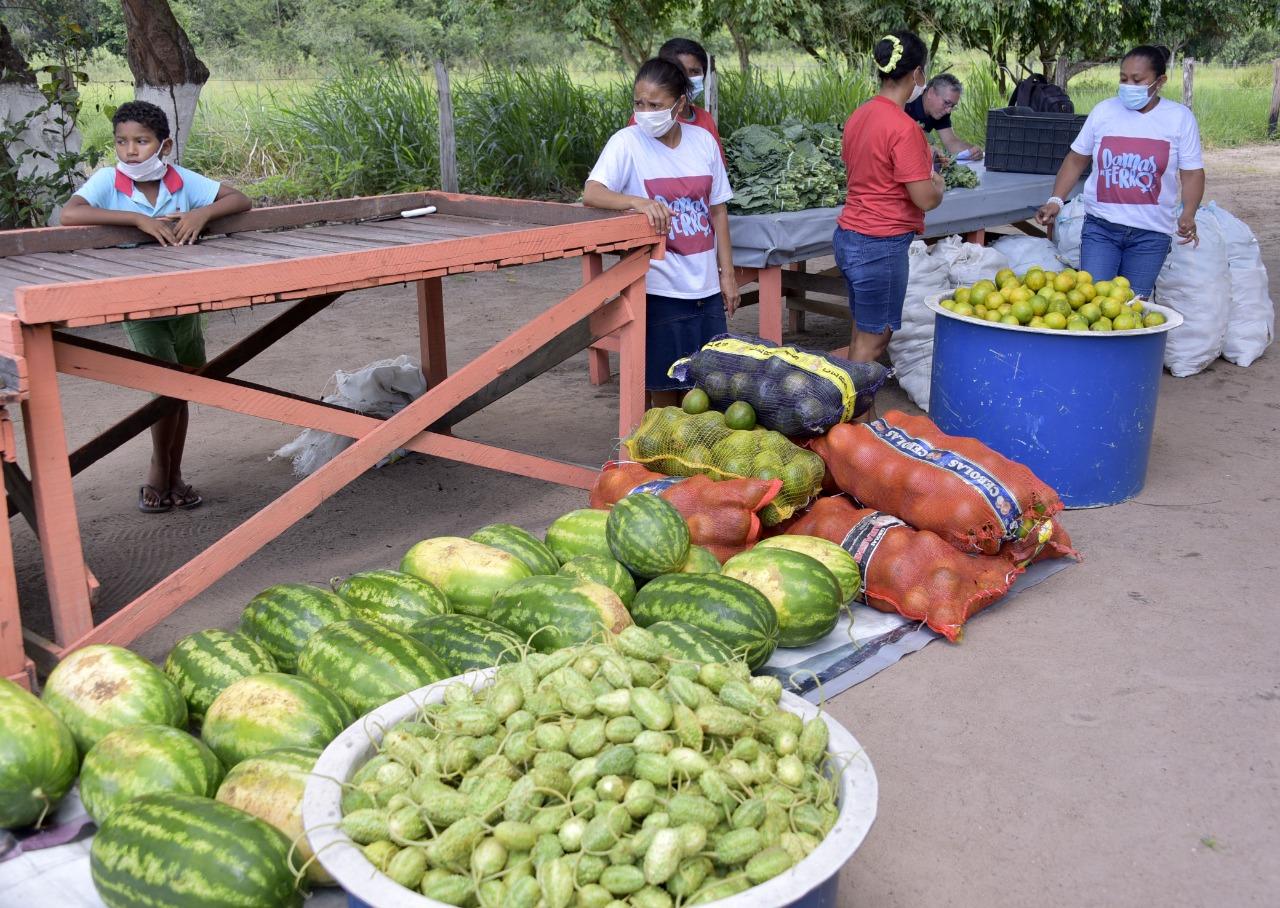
left=939, top=267, right=1168, bottom=332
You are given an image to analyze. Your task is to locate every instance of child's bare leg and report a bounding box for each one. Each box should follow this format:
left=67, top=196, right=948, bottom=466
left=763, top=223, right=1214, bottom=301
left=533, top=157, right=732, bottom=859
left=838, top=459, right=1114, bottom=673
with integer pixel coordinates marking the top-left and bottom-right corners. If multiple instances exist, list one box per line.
left=167, top=402, right=201, bottom=508
left=141, top=412, right=175, bottom=509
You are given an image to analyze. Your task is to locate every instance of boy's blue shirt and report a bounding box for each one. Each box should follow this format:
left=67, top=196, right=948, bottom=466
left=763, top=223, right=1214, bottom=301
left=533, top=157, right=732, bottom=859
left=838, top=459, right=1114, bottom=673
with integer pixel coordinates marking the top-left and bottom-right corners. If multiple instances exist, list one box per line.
left=74, top=164, right=221, bottom=216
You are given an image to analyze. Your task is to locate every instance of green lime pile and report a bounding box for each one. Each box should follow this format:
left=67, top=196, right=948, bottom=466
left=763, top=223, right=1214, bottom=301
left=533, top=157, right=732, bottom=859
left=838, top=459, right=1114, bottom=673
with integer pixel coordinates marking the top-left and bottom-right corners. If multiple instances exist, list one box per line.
left=940, top=267, right=1167, bottom=332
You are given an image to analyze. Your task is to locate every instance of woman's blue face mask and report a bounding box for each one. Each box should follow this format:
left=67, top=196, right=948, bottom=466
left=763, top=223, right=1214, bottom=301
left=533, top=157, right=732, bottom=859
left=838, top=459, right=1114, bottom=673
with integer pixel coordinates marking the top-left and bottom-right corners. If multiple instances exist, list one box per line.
left=1118, top=81, right=1155, bottom=110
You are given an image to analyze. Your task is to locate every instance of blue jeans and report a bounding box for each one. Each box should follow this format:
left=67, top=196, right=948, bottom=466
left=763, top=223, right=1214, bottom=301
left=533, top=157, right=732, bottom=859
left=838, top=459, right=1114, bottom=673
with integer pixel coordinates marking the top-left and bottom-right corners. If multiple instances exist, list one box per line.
left=1079, top=214, right=1172, bottom=299
left=646, top=292, right=726, bottom=390
left=832, top=227, right=914, bottom=333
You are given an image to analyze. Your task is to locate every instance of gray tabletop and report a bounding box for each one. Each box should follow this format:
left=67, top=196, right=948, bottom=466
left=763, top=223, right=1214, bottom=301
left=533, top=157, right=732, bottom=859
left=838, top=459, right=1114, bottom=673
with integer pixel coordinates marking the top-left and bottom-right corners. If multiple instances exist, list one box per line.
left=729, top=165, right=1077, bottom=268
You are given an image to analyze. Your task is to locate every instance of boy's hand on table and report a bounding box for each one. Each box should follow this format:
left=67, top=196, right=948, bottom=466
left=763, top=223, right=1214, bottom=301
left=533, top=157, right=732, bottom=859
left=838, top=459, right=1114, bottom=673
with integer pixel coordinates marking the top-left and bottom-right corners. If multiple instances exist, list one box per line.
left=165, top=209, right=213, bottom=245
left=134, top=213, right=178, bottom=246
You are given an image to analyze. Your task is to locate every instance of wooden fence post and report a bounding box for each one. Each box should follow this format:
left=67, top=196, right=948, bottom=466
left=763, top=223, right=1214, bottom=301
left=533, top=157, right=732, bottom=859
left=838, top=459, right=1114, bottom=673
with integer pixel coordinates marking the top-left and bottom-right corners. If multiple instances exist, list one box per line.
left=706, top=55, right=718, bottom=124
left=1182, top=58, right=1194, bottom=109
left=433, top=59, right=459, bottom=194
left=1269, top=59, right=1280, bottom=139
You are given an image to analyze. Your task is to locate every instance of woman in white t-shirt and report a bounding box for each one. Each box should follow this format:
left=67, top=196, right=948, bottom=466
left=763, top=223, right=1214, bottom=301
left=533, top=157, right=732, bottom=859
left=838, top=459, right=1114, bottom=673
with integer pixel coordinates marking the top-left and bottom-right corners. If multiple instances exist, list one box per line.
left=584, top=57, right=739, bottom=407
left=1035, top=45, right=1205, bottom=299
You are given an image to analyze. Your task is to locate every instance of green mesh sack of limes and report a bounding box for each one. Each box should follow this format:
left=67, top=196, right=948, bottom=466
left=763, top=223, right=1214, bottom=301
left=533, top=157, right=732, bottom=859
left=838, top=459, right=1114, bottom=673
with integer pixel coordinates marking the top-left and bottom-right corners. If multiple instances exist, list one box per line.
left=622, top=406, right=825, bottom=525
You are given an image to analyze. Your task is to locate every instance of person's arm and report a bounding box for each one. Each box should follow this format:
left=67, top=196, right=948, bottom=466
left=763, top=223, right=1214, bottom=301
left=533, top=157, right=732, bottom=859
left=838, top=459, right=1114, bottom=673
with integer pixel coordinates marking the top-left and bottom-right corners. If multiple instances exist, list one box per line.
left=60, top=195, right=179, bottom=245
left=166, top=183, right=252, bottom=245
left=1176, top=169, right=1205, bottom=245
left=709, top=203, right=739, bottom=316
left=905, top=172, right=946, bottom=211
left=583, top=180, right=672, bottom=234
left=936, top=127, right=967, bottom=156
left=1034, top=151, right=1091, bottom=225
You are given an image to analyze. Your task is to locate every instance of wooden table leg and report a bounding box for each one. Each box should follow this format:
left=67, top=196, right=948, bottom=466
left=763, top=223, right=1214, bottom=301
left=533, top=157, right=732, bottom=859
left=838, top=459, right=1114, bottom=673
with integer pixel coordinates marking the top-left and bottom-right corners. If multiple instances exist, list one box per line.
left=758, top=267, right=784, bottom=343
left=19, top=325, right=92, bottom=646
left=786, top=262, right=807, bottom=334
left=963, top=228, right=987, bottom=245
left=0, top=436, right=35, bottom=690
left=416, top=277, right=448, bottom=387
left=583, top=255, right=612, bottom=386
left=616, top=277, right=647, bottom=437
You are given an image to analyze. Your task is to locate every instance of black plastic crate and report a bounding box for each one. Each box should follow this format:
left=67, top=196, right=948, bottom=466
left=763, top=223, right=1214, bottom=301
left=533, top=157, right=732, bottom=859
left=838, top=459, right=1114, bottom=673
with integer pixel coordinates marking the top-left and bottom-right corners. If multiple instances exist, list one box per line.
left=984, top=107, right=1089, bottom=175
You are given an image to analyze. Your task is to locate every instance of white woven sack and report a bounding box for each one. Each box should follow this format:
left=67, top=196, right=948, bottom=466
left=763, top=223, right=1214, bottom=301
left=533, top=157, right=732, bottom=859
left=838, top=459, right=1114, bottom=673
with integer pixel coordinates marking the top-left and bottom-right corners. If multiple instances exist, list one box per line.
left=992, top=234, right=1061, bottom=275
left=934, top=234, right=1010, bottom=287
left=1053, top=197, right=1086, bottom=268
left=1203, top=203, right=1274, bottom=367
left=888, top=241, right=953, bottom=410
left=1154, top=208, right=1232, bottom=377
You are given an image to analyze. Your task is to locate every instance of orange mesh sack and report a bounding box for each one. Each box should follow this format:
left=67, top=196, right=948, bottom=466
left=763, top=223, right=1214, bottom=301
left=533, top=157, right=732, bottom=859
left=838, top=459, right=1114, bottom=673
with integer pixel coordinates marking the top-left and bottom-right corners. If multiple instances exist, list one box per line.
left=590, top=462, right=782, bottom=561
left=622, top=407, right=824, bottom=525
left=784, top=496, right=1022, bottom=641
left=1000, top=518, right=1081, bottom=567
left=810, top=410, right=1064, bottom=555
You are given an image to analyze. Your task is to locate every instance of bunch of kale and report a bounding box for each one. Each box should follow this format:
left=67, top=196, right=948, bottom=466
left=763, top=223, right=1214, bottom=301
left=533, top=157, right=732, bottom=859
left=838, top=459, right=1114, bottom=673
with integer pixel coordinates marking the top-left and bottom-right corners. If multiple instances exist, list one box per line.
left=725, top=119, right=846, bottom=215
left=942, top=161, right=980, bottom=189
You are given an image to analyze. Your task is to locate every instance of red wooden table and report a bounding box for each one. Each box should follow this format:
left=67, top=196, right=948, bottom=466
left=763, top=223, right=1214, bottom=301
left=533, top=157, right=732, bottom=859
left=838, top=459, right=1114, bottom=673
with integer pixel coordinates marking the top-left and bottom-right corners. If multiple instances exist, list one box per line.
left=0, top=191, right=662, bottom=671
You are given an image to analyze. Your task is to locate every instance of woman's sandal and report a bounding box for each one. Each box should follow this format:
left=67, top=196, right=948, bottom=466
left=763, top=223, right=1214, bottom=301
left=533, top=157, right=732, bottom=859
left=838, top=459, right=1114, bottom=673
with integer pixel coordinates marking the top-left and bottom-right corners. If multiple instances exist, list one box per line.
left=170, top=483, right=203, bottom=510
left=138, top=485, right=172, bottom=514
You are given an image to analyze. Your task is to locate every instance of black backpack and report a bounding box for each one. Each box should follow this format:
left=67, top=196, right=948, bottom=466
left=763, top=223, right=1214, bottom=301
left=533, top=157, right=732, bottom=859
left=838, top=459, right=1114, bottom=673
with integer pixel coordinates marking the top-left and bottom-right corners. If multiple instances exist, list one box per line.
left=1008, top=75, right=1075, bottom=114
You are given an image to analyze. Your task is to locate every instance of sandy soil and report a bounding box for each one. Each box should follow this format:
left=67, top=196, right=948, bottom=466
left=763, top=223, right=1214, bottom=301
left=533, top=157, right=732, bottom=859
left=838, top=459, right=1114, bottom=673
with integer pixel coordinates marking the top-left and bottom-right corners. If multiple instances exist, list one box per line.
left=9, top=147, right=1280, bottom=906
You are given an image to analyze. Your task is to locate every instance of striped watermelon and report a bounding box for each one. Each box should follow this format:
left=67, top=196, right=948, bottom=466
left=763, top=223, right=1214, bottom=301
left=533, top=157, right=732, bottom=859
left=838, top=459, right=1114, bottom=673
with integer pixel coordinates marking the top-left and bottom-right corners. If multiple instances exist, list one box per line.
left=629, top=574, right=779, bottom=669
left=489, top=576, right=632, bottom=653
left=756, top=536, right=862, bottom=604
left=202, top=673, right=353, bottom=768
left=164, top=629, right=278, bottom=724
left=557, top=554, right=637, bottom=606
left=679, top=545, right=722, bottom=574
left=606, top=493, right=691, bottom=578
left=471, top=524, right=561, bottom=575
left=0, top=678, right=78, bottom=829
left=408, top=614, right=525, bottom=674
left=647, top=620, right=736, bottom=664
left=78, top=725, right=224, bottom=824
left=239, top=584, right=353, bottom=672
left=42, top=645, right=187, bottom=756
left=90, top=792, right=302, bottom=908
left=400, top=537, right=532, bottom=617
left=544, top=509, right=612, bottom=564
left=297, top=618, right=451, bottom=715
left=216, top=746, right=331, bottom=885
left=334, top=569, right=449, bottom=633
left=722, top=548, right=841, bottom=648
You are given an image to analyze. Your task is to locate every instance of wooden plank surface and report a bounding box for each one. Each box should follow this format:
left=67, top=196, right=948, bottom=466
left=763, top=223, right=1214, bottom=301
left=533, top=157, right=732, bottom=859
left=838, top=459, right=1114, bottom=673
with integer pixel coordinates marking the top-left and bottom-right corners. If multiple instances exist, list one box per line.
left=15, top=214, right=660, bottom=325
left=0, top=192, right=622, bottom=258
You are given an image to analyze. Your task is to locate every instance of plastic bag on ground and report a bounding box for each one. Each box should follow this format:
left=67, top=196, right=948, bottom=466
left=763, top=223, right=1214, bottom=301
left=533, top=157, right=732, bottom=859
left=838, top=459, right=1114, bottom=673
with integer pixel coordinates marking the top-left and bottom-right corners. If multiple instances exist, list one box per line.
left=992, top=234, right=1063, bottom=274
left=590, top=462, right=781, bottom=561
left=933, top=234, right=1010, bottom=287
left=667, top=333, right=890, bottom=435
left=809, top=410, right=1064, bottom=555
left=272, top=355, right=427, bottom=477
left=1053, top=197, right=1086, bottom=268
left=1154, top=207, right=1232, bottom=377
left=887, top=241, right=953, bottom=411
left=1204, top=202, right=1274, bottom=367
left=781, top=496, right=1022, bottom=641
left=622, top=407, right=825, bottom=525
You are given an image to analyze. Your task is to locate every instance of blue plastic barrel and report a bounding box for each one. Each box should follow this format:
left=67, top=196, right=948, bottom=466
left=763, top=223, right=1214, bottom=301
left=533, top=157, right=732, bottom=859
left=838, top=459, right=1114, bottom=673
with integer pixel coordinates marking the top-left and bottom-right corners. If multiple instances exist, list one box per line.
left=927, top=298, right=1182, bottom=508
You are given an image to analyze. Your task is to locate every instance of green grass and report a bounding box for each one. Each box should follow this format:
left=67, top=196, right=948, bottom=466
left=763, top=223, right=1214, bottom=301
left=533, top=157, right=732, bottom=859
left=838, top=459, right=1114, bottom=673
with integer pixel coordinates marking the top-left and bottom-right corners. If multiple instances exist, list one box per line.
left=73, top=59, right=1277, bottom=205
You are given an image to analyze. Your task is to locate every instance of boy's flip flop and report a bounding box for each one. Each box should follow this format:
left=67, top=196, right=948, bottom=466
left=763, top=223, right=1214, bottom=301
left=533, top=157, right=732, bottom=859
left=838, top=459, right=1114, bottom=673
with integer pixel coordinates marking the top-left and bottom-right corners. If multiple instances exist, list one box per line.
left=138, top=485, right=172, bottom=513
left=170, top=483, right=203, bottom=510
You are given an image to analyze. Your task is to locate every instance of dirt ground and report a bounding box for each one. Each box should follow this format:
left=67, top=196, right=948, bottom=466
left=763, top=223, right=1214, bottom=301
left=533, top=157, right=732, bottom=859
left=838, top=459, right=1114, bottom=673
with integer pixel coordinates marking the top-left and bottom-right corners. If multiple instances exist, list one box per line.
left=9, top=147, right=1280, bottom=906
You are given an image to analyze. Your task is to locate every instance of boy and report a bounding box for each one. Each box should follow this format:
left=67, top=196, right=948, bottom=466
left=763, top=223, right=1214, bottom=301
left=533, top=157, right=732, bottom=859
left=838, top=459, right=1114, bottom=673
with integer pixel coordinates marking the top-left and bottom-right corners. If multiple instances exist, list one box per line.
left=61, top=100, right=251, bottom=513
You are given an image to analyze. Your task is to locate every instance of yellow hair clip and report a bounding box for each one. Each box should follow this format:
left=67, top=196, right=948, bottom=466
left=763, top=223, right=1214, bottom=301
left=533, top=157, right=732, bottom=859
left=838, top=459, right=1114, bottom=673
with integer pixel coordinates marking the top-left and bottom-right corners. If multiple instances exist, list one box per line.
left=877, top=34, right=904, bottom=73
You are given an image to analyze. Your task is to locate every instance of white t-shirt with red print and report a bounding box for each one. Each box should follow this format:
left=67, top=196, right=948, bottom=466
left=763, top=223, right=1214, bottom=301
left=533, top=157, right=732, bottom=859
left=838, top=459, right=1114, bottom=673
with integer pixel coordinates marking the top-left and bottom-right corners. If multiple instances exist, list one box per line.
left=1071, top=96, right=1204, bottom=236
left=588, top=124, right=733, bottom=299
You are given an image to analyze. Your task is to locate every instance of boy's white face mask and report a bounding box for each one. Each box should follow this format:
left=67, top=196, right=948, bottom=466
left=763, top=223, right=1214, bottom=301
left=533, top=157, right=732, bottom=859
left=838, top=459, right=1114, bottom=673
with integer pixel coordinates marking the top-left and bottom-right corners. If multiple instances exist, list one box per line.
left=117, top=149, right=168, bottom=182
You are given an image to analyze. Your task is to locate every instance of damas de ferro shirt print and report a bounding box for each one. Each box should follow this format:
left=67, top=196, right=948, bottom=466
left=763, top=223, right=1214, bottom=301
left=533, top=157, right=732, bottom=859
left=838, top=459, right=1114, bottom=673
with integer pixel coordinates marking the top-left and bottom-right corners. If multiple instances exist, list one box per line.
left=1071, top=96, right=1203, bottom=235
left=588, top=124, right=733, bottom=299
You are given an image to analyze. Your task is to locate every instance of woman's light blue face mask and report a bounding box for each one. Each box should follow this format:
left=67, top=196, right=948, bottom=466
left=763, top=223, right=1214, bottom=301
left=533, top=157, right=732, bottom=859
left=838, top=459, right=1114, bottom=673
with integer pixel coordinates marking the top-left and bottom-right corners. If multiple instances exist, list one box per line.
left=690, top=75, right=705, bottom=98
left=1118, top=80, right=1156, bottom=110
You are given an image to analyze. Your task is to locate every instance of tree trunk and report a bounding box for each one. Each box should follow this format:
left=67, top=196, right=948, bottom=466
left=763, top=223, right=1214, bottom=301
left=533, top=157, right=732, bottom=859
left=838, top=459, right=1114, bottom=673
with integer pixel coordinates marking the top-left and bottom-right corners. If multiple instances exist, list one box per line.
left=0, top=23, right=83, bottom=228
left=929, top=31, right=942, bottom=63
left=120, top=0, right=209, bottom=163
left=728, top=25, right=751, bottom=74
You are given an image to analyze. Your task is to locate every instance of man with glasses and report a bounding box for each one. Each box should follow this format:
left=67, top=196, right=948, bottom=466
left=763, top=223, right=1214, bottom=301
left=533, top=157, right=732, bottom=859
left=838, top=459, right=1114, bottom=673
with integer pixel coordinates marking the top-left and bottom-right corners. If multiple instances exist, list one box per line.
left=906, top=73, right=984, bottom=162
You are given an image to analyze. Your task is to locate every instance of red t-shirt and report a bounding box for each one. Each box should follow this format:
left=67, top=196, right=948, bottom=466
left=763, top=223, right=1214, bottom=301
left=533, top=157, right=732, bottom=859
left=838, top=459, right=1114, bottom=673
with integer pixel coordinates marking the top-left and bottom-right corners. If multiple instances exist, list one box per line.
left=837, top=96, right=933, bottom=236
left=628, top=105, right=726, bottom=164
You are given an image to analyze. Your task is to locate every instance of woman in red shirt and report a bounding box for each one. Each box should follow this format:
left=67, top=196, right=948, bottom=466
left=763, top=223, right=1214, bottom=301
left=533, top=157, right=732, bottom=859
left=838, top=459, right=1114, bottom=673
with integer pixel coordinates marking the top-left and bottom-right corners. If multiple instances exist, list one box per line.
left=627, top=37, right=725, bottom=161
left=835, top=31, right=945, bottom=370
